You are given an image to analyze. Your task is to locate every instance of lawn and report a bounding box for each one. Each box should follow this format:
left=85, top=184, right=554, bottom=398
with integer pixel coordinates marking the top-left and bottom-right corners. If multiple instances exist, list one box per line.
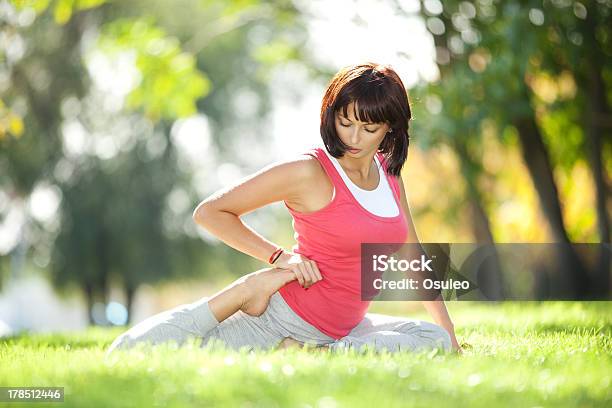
left=1, top=301, right=610, bottom=407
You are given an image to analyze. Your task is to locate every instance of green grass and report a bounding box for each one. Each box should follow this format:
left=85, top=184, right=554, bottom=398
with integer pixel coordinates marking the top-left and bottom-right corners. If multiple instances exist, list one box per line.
left=1, top=301, right=610, bottom=407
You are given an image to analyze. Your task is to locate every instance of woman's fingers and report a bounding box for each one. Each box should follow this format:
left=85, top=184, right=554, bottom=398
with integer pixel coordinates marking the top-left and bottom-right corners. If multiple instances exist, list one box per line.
left=287, top=257, right=323, bottom=289
left=292, top=267, right=305, bottom=287
left=302, top=261, right=323, bottom=288
left=303, top=262, right=318, bottom=288
left=305, top=261, right=323, bottom=284
left=310, top=261, right=323, bottom=281
left=298, top=263, right=314, bottom=288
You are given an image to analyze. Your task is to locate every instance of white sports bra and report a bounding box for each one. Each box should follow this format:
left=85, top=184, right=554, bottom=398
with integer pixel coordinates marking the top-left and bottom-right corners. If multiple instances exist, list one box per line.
left=323, top=149, right=400, bottom=217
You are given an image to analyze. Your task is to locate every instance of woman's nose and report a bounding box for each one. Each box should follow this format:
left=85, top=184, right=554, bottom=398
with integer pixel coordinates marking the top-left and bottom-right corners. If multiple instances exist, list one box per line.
left=350, top=127, right=360, bottom=143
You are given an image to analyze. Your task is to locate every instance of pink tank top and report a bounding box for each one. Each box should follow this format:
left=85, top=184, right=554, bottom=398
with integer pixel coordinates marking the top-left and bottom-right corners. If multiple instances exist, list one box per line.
left=278, top=146, right=409, bottom=339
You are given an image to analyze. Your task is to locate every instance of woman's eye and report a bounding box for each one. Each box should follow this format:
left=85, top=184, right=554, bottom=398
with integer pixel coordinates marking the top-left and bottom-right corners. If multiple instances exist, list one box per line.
left=339, top=120, right=379, bottom=132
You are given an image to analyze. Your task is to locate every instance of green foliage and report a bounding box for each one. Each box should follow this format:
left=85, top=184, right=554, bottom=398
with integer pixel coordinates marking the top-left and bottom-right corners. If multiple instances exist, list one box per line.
left=539, top=105, right=585, bottom=174
left=97, top=18, right=211, bottom=120
left=252, top=39, right=298, bottom=64
left=11, top=0, right=52, bottom=14
left=410, top=0, right=611, bottom=242
left=416, top=0, right=611, bottom=168
left=50, top=140, right=177, bottom=293
left=0, top=99, right=24, bottom=139
left=11, top=0, right=107, bottom=24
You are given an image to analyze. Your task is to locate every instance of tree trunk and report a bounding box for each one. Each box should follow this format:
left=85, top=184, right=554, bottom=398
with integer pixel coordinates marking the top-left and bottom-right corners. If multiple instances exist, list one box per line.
left=514, top=117, right=570, bottom=242
left=454, top=141, right=504, bottom=300
left=582, top=11, right=611, bottom=296
left=83, top=283, right=95, bottom=326
left=126, top=285, right=136, bottom=325
left=514, top=115, right=590, bottom=298
left=585, top=63, right=611, bottom=297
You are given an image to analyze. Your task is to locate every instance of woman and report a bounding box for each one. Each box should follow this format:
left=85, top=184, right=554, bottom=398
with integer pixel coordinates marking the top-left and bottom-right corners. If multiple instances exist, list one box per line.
left=107, top=62, right=462, bottom=356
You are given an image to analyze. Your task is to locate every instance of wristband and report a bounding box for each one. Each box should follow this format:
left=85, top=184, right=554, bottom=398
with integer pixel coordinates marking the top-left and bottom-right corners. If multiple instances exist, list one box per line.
left=268, top=247, right=284, bottom=265
left=271, top=249, right=284, bottom=264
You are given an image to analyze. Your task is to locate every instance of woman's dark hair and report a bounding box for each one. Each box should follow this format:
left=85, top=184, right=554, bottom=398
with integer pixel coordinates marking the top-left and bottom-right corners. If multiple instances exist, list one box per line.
left=319, top=62, right=411, bottom=177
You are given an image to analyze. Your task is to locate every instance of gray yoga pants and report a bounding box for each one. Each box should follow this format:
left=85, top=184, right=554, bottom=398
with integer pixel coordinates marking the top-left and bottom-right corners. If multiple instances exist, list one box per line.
left=106, top=291, right=452, bottom=356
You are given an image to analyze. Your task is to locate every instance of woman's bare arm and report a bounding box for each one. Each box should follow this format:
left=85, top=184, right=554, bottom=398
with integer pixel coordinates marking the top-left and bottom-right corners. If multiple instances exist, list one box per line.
left=193, top=156, right=314, bottom=264
left=397, top=175, right=462, bottom=352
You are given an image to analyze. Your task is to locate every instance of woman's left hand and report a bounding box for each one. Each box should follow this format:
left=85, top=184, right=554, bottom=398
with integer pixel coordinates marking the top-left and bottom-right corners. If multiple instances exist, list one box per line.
left=273, top=252, right=323, bottom=289
left=443, top=324, right=463, bottom=354
left=450, top=336, right=463, bottom=354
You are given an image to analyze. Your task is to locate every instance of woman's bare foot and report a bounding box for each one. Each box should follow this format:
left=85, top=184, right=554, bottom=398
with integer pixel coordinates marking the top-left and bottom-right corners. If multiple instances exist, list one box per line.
left=237, top=268, right=296, bottom=317
left=207, top=267, right=296, bottom=323
left=305, top=343, right=331, bottom=353
left=276, top=337, right=333, bottom=353
left=277, top=337, right=305, bottom=350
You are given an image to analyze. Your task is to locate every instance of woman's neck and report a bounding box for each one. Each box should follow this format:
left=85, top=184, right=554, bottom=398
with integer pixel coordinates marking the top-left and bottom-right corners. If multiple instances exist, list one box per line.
left=336, top=152, right=377, bottom=180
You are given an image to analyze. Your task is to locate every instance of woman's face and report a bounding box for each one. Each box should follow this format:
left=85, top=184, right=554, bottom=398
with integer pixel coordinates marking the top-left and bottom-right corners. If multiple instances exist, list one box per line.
left=334, top=101, right=391, bottom=157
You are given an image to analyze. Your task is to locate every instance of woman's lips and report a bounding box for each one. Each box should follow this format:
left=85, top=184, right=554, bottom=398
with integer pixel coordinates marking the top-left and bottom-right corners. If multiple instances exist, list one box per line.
left=348, top=148, right=361, bottom=153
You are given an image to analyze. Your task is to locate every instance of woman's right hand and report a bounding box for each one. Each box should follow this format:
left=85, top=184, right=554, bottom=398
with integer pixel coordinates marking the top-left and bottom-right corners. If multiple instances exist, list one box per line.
left=273, top=252, right=323, bottom=289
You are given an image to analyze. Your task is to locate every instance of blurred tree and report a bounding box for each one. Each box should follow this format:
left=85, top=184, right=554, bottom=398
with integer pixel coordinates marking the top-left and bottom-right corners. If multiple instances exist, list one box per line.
left=51, top=129, right=178, bottom=324
left=407, top=0, right=610, bottom=297
left=534, top=1, right=611, bottom=294
left=2, top=0, right=311, bottom=323
left=0, top=1, right=97, bottom=294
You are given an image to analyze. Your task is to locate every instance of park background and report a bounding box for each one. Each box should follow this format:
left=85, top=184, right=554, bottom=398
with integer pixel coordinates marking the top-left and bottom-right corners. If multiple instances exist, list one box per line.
left=1, top=1, right=611, bottom=407
left=0, top=0, right=610, bottom=332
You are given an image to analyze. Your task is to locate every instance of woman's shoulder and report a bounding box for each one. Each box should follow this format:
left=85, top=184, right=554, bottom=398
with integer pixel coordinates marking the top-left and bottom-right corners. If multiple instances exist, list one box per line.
left=279, top=149, right=327, bottom=183
left=275, top=145, right=325, bottom=172
left=279, top=148, right=334, bottom=212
